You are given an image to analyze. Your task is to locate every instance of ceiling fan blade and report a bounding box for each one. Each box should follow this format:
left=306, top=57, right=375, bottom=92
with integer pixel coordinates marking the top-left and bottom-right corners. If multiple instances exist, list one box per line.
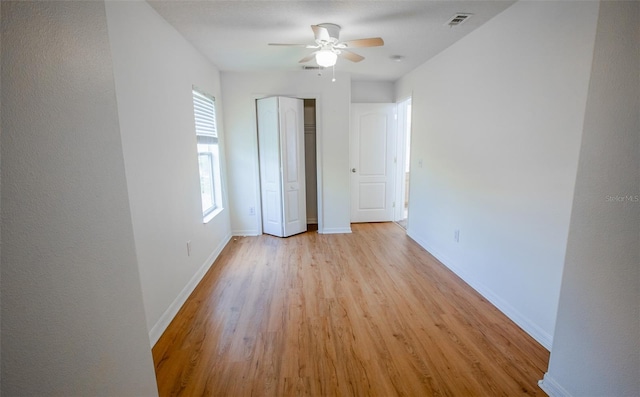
left=311, top=25, right=330, bottom=42
left=339, top=50, right=364, bottom=63
left=341, top=37, right=384, bottom=48
left=299, top=51, right=319, bottom=63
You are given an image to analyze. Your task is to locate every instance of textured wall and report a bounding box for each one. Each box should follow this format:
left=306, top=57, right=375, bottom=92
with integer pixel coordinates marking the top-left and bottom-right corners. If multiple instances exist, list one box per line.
left=541, top=2, right=640, bottom=396
left=105, top=0, right=232, bottom=345
left=351, top=81, right=395, bottom=103
left=394, top=1, right=600, bottom=347
left=1, top=2, right=158, bottom=395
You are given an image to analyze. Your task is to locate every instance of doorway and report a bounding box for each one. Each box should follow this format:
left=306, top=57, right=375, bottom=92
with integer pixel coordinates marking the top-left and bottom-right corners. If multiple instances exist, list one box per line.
left=303, top=99, right=318, bottom=230
left=255, top=95, right=321, bottom=234
left=256, top=97, right=307, bottom=237
left=395, top=97, right=412, bottom=229
left=350, top=103, right=397, bottom=223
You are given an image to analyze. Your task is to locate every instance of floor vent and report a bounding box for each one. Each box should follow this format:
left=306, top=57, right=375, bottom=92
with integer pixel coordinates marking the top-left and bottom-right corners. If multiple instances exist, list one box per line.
left=446, top=13, right=472, bottom=27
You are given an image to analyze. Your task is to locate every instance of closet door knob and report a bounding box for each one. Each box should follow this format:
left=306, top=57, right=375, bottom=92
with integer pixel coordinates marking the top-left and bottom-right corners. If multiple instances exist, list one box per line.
left=351, top=168, right=356, bottom=173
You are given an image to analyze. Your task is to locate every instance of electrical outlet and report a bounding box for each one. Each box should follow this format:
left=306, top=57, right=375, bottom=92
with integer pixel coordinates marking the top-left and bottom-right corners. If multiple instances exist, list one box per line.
left=249, top=206, right=255, bottom=215
left=186, top=241, right=192, bottom=256
left=454, top=229, right=460, bottom=243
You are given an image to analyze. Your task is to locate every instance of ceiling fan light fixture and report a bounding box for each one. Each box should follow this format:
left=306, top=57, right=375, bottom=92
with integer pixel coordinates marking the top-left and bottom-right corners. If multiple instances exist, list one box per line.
left=316, top=50, right=337, bottom=67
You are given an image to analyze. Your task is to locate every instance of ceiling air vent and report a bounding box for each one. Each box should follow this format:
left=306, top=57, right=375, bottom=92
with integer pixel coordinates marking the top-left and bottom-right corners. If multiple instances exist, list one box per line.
left=446, top=13, right=472, bottom=27
left=302, top=65, right=324, bottom=71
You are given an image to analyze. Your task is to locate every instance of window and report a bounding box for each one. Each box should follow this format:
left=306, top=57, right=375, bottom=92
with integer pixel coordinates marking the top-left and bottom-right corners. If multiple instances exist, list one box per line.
left=192, top=88, right=222, bottom=221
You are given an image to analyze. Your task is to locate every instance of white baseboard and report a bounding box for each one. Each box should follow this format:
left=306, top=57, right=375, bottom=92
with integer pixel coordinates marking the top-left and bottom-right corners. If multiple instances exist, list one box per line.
left=149, top=233, right=232, bottom=347
left=539, top=373, right=571, bottom=397
left=407, top=231, right=553, bottom=350
left=318, top=227, right=352, bottom=234
left=232, top=229, right=261, bottom=236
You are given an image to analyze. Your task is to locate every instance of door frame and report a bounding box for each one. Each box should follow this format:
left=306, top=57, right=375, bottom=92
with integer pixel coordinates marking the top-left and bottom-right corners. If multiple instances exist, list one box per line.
left=395, top=96, right=412, bottom=223
left=253, top=93, right=324, bottom=235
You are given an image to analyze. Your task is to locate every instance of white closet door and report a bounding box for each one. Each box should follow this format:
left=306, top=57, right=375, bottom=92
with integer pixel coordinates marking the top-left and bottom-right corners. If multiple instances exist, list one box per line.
left=257, top=97, right=284, bottom=237
left=279, top=97, right=307, bottom=237
left=257, top=97, right=307, bottom=237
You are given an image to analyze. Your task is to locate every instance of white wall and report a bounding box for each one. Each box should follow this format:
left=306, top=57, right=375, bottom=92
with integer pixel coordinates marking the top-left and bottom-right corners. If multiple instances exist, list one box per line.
left=395, top=1, right=600, bottom=348
left=351, top=81, right=395, bottom=103
left=105, top=1, right=232, bottom=344
left=540, top=2, right=639, bottom=396
left=1, top=2, right=158, bottom=395
left=221, top=71, right=352, bottom=235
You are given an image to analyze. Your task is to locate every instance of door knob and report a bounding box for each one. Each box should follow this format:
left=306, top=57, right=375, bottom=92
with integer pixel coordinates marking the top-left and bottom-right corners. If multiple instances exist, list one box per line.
left=351, top=168, right=356, bottom=173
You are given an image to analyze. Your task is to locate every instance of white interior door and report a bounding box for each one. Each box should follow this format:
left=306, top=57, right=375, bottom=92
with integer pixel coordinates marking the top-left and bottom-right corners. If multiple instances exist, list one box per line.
left=257, top=97, right=284, bottom=236
left=350, top=103, right=396, bottom=223
left=279, top=97, right=307, bottom=237
left=257, top=97, right=306, bottom=237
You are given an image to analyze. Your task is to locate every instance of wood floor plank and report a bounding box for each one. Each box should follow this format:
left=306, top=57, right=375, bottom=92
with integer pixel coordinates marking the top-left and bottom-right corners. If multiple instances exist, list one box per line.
left=153, top=222, right=549, bottom=396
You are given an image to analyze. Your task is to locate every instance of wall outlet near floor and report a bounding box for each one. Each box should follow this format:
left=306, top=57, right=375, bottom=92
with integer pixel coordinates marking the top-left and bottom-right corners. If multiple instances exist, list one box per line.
left=454, top=229, right=460, bottom=243
left=186, top=240, right=192, bottom=256
left=249, top=206, right=255, bottom=215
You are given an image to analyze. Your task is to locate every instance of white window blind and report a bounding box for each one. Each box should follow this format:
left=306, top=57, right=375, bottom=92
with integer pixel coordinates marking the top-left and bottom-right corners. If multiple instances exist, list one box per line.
left=193, top=90, right=218, bottom=139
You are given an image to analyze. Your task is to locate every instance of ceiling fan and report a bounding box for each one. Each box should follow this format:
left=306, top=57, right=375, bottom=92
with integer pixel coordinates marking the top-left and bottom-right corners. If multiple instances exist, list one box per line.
left=269, top=23, right=384, bottom=68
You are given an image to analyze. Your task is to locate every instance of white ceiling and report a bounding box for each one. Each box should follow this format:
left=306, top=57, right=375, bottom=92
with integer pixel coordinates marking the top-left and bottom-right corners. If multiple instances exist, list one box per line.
left=147, top=1, right=515, bottom=82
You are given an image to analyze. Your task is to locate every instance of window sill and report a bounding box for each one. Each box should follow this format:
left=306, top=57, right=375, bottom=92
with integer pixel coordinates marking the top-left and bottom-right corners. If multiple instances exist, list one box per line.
left=203, top=207, right=223, bottom=224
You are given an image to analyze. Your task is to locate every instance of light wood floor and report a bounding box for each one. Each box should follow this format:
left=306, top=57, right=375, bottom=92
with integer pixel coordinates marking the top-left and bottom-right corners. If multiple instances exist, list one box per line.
left=153, top=223, right=549, bottom=396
